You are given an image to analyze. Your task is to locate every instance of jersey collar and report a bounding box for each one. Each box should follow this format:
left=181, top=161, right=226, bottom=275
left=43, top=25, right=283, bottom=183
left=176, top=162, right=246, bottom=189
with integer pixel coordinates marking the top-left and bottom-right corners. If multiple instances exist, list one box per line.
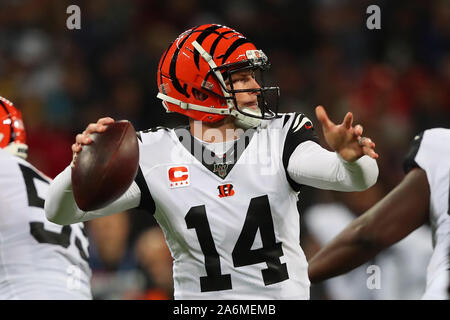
left=174, top=126, right=255, bottom=179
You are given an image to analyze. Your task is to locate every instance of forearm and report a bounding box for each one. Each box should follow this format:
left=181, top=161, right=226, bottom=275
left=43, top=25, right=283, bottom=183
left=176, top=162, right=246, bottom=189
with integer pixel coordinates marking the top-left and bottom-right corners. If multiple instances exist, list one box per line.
left=44, top=166, right=141, bottom=225
left=308, top=168, right=430, bottom=283
left=307, top=216, right=382, bottom=283
left=287, top=141, right=378, bottom=191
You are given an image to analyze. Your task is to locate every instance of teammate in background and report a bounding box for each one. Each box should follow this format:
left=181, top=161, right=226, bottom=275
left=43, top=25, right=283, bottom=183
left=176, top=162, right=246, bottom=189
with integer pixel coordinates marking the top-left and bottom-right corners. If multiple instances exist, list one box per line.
left=308, top=128, right=450, bottom=300
left=303, top=186, right=432, bottom=299
left=0, top=96, right=91, bottom=299
left=45, top=24, right=379, bottom=299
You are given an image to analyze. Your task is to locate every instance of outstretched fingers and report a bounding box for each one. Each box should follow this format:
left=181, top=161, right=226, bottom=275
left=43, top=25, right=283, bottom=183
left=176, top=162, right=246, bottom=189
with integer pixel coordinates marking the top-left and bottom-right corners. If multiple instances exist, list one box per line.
left=342, top=112, right=353, bottom=129
left=315, top=105, right=334, bottom=130
left=354, top=124, right=363, bottom=137
left=358, top=136, right=379, bottom=159
left=363, top=145, right=379, bottom=159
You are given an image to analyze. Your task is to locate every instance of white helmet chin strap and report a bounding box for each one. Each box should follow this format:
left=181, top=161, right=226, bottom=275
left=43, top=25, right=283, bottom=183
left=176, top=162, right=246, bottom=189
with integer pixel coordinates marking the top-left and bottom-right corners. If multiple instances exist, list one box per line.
left=5, top=142, right=28, bottom=159
left=156, top=40, right=264, bottom=129
left=231, top=108, right=262, bottom=129
left=156, top=92, right=231, bottom=115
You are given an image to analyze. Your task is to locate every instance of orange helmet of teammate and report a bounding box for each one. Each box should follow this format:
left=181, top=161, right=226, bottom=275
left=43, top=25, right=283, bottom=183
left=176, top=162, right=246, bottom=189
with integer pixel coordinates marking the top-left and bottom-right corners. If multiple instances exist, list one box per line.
left=157, top=24, right=280, bottom=129
left=0, top=96, right=28, bottom=159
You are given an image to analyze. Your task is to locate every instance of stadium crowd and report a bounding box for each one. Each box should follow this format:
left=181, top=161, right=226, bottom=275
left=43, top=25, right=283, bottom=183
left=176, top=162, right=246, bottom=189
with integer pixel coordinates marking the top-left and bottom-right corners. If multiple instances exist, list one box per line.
left=0, top=0, right=448, bottom=299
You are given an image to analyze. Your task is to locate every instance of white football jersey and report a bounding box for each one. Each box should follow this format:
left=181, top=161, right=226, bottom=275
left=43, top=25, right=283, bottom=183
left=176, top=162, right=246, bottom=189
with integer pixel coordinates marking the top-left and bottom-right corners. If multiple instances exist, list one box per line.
left=135, top=113, right=318, bottom=299
left=0, top=149, right=92, bottom=299
left=403, top=128, right=450, bottom=300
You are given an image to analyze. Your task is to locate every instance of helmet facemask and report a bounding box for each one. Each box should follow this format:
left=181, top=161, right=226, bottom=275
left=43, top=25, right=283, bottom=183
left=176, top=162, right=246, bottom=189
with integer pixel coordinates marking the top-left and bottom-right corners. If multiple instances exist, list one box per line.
left=202, top=49, right=280, bottom=128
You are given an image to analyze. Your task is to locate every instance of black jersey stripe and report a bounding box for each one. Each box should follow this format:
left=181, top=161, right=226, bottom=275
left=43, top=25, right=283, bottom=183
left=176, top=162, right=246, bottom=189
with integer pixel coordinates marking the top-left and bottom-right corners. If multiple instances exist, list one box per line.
left=135, top=166, right=156, bottom=214
left=282, top=114, right=291, bottom=127
left=282, top=113, right=319, bottom=192
left=291, top=114, right=305, bottom=132
left=403, top=131, right=424, bottom=174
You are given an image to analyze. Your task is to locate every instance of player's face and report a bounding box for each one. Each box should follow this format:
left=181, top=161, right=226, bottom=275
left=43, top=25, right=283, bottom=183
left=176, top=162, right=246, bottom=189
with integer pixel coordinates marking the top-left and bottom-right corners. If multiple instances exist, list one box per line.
left=226, top=70, right=261, bottom=111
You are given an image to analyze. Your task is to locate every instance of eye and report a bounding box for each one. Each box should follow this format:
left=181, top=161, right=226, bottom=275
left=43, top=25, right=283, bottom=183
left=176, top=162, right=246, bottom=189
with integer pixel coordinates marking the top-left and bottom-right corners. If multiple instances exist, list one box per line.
left=231, top=76, right=245, bottom=84
left=237, top=74, right=253, bottom=83
left=230, top=71, right=255, bottom=85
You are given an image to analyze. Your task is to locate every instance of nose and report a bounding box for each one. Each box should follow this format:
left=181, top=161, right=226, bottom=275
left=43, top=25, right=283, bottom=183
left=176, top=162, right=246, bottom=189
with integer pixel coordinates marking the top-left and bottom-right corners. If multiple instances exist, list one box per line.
left=249, top=77, right=261, bottom=91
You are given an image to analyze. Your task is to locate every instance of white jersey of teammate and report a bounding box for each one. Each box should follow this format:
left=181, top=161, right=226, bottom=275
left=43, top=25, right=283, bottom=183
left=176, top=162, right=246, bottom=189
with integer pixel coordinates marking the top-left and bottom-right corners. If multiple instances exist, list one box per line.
left=403, top=128, right=450, bottom=300
left=0, top=149, right=92, bottom=299
left=45, top=112, right=378, bottom=300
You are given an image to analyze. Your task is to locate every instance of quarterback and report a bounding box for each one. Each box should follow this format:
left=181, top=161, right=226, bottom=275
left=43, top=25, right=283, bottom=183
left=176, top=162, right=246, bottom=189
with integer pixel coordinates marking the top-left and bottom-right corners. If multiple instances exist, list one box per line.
left=45, top=24, right=378, bottom=299
left=0, top=97, right=91, bottom=299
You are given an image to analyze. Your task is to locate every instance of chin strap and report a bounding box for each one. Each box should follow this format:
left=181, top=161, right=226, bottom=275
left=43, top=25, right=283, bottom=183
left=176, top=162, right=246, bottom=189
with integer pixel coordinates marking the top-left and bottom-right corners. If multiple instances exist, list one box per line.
left=5, top=143, right=28, bottom=159
left=231, top=108, right=262, bottom=129
left=233, top=115, right=261, bottom=129
left=158, top=91, right=262, bottom=129
left=157, top=92, right=231, bottom=115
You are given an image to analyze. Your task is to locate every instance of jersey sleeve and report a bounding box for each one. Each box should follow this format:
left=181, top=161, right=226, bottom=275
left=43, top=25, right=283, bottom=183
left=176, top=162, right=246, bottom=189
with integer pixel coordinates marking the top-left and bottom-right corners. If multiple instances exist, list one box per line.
left=287, top=140, right=378, bottom=192
left=45, top=165, right=143, bottom=224
left=281, top=112, right=319, bottom=191
left=403, top=131, right=424, bottom=174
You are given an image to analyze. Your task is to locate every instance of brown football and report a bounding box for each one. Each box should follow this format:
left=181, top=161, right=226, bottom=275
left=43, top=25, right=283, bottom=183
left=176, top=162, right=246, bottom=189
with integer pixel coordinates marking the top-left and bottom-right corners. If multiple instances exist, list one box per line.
left=71, top=120, right=139, bottom=211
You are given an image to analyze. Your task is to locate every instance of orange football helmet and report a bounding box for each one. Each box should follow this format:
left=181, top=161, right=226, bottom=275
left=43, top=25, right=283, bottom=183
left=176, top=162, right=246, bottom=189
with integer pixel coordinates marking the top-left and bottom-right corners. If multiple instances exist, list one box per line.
left=157, top=24, right=280, bottom=128
left=0, top=96, right=28, bottom=159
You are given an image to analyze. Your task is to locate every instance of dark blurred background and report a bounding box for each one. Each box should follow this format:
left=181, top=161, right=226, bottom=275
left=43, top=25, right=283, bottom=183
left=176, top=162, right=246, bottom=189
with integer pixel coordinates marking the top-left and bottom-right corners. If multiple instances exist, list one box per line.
left=0, top=0, right=448, bottom=299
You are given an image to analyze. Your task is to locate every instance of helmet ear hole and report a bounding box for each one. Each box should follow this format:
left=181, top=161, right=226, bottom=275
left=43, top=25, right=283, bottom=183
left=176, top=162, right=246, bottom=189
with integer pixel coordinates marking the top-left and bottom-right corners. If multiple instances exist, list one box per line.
left=192, top=88, right=209, bottom=101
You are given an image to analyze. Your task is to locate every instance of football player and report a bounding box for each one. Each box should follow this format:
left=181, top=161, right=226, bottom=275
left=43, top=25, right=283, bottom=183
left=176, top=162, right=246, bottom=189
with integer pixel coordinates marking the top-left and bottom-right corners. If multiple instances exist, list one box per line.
left=45, top=24, right=379, bottom=299
left=0, top=96, right=92, bottom=299
left=308, top=128, right=450, bottom=300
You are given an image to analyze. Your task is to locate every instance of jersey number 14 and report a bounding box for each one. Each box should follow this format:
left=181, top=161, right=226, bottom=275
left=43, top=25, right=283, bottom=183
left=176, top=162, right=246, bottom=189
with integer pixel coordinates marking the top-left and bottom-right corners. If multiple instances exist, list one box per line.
left=185, top=195, right=289, bottom=292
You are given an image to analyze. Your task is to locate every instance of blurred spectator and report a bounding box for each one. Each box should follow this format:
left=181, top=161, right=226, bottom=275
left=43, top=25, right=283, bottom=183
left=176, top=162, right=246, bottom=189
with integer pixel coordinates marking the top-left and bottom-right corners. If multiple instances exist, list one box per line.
left=133, top=226, right=174, bottom=300
left=86, top=211, right=145, bottom=300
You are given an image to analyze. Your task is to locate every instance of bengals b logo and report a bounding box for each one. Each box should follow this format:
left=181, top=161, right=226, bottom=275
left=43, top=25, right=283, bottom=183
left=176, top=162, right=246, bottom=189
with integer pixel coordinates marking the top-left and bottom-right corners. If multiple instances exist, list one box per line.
left=218, top=184, right=235, bottom=198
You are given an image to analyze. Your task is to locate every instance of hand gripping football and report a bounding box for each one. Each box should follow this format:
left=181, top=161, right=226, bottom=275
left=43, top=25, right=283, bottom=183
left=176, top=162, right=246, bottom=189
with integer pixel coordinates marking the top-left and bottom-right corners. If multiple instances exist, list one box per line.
left=71, top=120, right=139, bottom=211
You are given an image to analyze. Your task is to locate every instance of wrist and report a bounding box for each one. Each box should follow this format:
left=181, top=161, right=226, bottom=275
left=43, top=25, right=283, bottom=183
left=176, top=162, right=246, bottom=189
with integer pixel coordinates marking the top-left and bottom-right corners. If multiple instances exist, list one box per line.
left=336, top=152, right=357, bottom=163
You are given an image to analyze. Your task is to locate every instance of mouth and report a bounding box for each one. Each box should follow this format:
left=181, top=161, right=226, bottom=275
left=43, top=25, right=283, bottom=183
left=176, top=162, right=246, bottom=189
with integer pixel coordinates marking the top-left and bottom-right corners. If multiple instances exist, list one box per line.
left=243, top=102, right=259, bottom=110
left=239, top=103, right=262, bottom=117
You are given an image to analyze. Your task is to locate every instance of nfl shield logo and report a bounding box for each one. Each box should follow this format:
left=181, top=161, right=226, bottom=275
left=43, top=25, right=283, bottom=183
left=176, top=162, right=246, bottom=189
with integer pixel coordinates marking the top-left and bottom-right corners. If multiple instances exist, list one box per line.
left=213, top=163, right=228, bottom=178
